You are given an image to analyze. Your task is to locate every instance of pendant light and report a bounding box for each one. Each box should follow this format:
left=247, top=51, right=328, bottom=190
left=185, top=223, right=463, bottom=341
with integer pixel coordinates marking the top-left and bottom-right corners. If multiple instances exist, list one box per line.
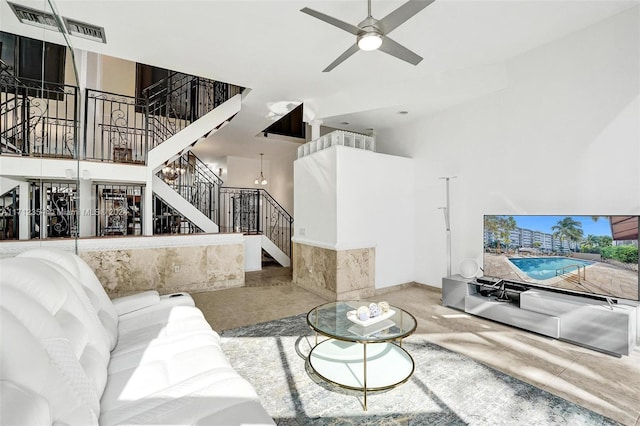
left=254, top=153, right=267, bottom=185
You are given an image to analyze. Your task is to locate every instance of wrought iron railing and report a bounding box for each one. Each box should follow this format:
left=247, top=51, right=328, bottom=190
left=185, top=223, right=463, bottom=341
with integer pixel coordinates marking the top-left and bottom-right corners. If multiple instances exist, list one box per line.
left=152, top=194, right=202, bottom=235
left=1, top=60, right=78, bottom=158
left=158, top=151, right=222, bottom=224
left=0, top=186, right=19, bottom=240
left=219, top=187, right=293, bottom=258
left=85, top=89, right=149, bottom=162
left=85, top=73, right=242, bottom=163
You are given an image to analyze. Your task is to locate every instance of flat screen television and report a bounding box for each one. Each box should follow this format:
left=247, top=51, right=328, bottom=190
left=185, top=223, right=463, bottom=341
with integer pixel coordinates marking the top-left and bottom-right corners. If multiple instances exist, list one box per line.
left=482, top=215, right=640, bottom=301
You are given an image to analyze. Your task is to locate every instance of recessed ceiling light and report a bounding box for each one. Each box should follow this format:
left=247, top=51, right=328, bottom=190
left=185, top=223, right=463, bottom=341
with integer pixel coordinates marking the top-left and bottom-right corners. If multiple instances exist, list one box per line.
left=398, top=110, right=409, bottom=115
left=340, top=121, right=350, bottom=125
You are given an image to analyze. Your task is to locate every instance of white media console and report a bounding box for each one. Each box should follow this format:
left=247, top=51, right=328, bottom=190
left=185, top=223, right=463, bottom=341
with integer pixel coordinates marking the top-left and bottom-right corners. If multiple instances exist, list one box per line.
left=442, top=275, right=639, bottom=356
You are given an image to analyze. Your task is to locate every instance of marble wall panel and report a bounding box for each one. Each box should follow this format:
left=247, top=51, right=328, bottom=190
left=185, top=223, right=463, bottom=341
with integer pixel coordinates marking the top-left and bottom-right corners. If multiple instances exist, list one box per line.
left=293, top=242, right=374, bottom=301
left=80, top=243, right=244, bottom=297
left=292, top=242, right=337, bottom=300
left=336, top=247, right=375, bottom=300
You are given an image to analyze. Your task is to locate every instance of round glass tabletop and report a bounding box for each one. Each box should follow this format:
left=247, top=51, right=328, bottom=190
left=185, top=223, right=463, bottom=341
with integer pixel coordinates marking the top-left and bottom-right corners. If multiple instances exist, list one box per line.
left=306, top=301, right=417, bottom=343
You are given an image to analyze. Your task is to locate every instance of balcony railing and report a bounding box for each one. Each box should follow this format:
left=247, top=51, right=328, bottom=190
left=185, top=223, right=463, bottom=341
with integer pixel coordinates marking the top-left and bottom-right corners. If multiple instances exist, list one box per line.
left=1, top=61, right=78, bottom=158
left=84, top=89, right=149, bottom=163
left=84, top=74, right=242, bottom=163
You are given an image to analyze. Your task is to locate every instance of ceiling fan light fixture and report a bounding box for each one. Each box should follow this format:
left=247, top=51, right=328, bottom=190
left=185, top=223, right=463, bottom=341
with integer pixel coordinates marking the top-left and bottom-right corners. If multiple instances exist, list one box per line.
left=357, top=31, right=382, bottom=51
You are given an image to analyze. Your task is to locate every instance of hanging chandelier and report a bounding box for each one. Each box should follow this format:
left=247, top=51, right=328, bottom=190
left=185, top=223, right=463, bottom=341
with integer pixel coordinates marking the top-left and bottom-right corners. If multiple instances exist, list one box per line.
left=162, top=165, right=185, bottom=183
left=254, top=153, right=267, bottom=185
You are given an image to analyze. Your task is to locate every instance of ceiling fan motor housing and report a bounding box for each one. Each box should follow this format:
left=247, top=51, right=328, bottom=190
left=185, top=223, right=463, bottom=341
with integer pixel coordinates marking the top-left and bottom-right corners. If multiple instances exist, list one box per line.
left=357, top=17, right=383, bottom=50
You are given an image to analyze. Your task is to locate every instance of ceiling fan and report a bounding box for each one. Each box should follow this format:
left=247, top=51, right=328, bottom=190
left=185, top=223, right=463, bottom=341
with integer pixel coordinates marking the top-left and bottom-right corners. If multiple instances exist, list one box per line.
left=301, top=0, right=435, bottom=72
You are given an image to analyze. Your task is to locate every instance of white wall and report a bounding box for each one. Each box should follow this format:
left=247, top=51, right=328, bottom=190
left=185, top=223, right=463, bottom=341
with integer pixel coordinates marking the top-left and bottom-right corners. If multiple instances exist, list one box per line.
left=293, top=148, right=338, bottom=246
left=293, top=146, right=415, bottom=288
left=336, top=148, right=415, bottom=288
left=101, top=55, right=136, bottom=95
left=377, top=7, right=640, bottom=287
left=244, top=234, right=262, bottom=271
left=224, top=154, right=294, bottom=215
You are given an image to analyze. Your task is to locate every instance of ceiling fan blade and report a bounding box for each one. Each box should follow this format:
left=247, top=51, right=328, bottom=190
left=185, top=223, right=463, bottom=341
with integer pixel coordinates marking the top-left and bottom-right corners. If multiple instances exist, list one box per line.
left=379, top=36, right=423, bottom=66
left=300, top=7, right=361, bottom=36
left=378, top=0, right=435, bottom=35
left=323, top=44, right=360, bottom=72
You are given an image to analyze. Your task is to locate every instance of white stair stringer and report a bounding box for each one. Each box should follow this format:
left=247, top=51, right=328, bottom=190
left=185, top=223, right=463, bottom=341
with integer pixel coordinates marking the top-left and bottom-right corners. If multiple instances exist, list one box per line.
left=152, top=175, right=219, bottom=233
left=147, top=94, right=242, bottom=171
left=261, top=235, right=290, bottom=267
left=0, top=177, right=23, bottom=196
left=1, top=136, right=22, bottom=155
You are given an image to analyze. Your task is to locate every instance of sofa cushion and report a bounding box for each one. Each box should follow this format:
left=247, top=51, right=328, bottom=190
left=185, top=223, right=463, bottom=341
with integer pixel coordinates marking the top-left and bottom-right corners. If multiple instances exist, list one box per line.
left=18, top=248, right=120, bottom=350
left=0, top=380, right=52, bottom=426
left=99, top=370, right=274, bottom=425
left=0, top=306, right=99, bottom=425
left=1, top=258, right=111, bottom=398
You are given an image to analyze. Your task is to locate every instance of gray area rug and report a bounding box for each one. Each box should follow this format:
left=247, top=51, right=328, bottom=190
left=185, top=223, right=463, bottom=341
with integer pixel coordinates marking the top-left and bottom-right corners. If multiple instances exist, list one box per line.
left=220, top=314, right=618, bottom=425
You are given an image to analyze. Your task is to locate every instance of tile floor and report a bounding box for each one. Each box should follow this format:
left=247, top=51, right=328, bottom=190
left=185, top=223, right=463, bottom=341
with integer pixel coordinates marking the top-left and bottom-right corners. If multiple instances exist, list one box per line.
left=192, top=266, right=640, bottom=426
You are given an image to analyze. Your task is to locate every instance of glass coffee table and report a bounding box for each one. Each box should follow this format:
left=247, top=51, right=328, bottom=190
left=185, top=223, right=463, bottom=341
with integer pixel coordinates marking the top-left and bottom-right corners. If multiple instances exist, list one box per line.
left=306, top=301, right=417, bottom=410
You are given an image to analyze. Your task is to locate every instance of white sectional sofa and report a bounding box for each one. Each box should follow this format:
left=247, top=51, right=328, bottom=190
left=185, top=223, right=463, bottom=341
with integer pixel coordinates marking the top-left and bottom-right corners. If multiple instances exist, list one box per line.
left=0, top=248, right=275, bottom=425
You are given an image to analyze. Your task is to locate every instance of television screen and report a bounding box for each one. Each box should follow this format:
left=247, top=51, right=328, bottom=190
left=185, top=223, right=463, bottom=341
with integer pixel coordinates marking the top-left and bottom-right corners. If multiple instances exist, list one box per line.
left=483, top=215, right=640, bottom=301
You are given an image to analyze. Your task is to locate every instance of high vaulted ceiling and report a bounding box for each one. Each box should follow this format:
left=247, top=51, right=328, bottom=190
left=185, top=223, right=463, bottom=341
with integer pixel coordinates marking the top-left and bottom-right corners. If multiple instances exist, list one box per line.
left=2, top=0, right=638, bottom=160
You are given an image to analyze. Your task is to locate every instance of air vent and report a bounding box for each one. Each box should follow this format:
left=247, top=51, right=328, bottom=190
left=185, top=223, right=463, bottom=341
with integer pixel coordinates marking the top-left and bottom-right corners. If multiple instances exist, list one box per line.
left=7, top=2, right=106, bottom=44
left=64, top=18, right=106, bottom=43
left=8, top=2, right=63, bottom=32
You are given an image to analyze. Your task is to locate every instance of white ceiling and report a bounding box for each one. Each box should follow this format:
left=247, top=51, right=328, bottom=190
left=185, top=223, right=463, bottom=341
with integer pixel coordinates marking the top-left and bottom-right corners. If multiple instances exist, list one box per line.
left=2, top=0, right=638, bottom=161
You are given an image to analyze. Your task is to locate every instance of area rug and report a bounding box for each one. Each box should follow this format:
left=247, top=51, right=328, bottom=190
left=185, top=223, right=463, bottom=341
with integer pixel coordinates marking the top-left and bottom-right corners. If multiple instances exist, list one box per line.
left=220, top=314, right=618, bottom=425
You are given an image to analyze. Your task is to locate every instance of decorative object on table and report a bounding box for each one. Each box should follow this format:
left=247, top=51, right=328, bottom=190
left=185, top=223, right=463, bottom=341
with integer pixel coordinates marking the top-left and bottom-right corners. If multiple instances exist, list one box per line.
left=369, top=303, right=381, bottom=317
left=357, top=306, right=370, bottom=321
left=378, top=301, right=389, bottom=313
left=347, top=306, right=396, bottom=327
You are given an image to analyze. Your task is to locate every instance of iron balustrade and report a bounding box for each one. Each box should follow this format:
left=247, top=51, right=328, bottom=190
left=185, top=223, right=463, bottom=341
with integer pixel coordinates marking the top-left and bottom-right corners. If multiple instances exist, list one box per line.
left=85, top=74, right=242, bottom=163
left=219, top=187, right=293, bottom=258
left=0, top=186, right=19, bottom=240
left=158, top=151, right=222, bottom=225
left=85, top=89, right=150, bottom=163
left=1, top=60, right=78, bottom=158
left=153, top=194, right=202, bottom=235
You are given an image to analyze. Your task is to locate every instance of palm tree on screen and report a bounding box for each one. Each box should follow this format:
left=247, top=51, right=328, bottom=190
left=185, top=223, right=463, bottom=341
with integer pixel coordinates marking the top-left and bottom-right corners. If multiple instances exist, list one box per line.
left=552, top=217, right=584, bottom=253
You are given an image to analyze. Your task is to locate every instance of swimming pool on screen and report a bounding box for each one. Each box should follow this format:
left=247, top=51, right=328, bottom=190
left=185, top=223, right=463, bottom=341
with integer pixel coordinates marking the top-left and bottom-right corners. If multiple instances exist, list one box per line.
left=508, top=257, right=593, bottom=280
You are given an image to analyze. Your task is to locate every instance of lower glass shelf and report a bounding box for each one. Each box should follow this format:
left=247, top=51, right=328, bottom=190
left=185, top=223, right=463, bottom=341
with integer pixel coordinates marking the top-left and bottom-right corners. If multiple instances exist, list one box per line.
left=308, top=340, right=414, bottom=390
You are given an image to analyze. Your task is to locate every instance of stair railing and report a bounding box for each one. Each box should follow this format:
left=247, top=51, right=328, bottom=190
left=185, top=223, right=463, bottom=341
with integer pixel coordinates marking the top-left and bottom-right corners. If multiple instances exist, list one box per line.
left=219, top=187, right=293, bottom=258
left=158, top=151, right=222, bottom=224
left=1, top=59, right=78, bottom=158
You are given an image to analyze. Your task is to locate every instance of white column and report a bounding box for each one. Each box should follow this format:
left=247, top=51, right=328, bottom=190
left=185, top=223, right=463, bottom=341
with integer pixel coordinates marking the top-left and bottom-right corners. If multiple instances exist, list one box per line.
left=143, top=171, right=154, bottom=236
left=309, top=119, right=323, bottom=141
left=78, top=175, right=94, bottom=237
left=18, top=181, right=29, bottom=240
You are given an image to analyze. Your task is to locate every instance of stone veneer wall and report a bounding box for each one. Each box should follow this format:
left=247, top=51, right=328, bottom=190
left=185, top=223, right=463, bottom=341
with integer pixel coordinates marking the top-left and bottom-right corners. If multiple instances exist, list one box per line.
left=80, top=243, right=244, bottom=297
left=0, top=234, right=245, bottom=297
left=293, top=241, right=375, bottom=301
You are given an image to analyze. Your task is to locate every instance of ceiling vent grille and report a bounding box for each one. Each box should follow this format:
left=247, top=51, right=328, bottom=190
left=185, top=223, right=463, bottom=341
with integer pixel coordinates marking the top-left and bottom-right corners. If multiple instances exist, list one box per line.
left=8, top=2, right=62, bottom=32
left=7, top=2, right=106, bottom=44
left=63, top=18, right=106, bottom=43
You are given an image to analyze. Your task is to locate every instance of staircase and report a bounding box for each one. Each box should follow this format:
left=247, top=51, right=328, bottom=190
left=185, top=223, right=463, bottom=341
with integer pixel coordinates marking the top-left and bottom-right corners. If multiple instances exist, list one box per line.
left=1, top=63, right=293, bottom=266
left=218, top=187, right=293, bottom=267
